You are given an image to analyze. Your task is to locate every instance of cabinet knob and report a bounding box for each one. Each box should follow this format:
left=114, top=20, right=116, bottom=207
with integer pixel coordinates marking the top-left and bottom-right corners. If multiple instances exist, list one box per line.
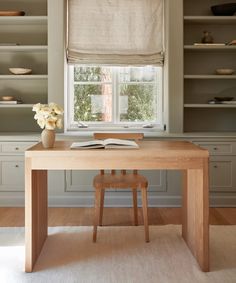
left=213, top=147, right=218, bottom=151
left=214, top=165, right=218, bottom=169
left=15, top=165, right=19, bottom=168
left=15, top=147, right=19, bottom=150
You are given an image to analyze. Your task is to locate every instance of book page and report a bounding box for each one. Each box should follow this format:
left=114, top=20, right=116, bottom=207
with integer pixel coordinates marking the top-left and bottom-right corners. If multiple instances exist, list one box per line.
left=104, top=138, right=138, bottom=148
left=70, top=140, right=104, bottom=149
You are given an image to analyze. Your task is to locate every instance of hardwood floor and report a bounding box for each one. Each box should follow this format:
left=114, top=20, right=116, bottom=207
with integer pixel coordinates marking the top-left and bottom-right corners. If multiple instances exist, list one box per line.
left=0, top=207, right=235, bottom=227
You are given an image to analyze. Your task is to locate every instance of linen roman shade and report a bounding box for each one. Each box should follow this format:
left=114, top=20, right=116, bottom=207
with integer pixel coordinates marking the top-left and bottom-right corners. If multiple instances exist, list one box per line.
left=67, top=0, right=164, bottom=66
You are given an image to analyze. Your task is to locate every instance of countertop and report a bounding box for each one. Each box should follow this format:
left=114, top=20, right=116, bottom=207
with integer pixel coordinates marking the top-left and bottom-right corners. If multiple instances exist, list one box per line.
left=0, top=131, right=236, bottom=141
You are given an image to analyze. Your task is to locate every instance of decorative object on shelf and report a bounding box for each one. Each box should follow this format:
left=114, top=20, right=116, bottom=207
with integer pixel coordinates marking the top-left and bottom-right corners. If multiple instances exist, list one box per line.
left=0, top=11, right=25, bottom=16
left=221, top=100, right=236, bottom=104
left=211, top=3, right=236, bottom=16
left=215, top=96, right=234, bottom=102
left=228, top=39, right=236, bottom=45
left=215, top=68, right=235, bottom=75
left=208, top=97, right=234, bottom=104
left=32, top=103, right=64, bottom=148
left=1, top=96, right=14, bottom=101
left=0, top=95, right=23, bottom=104
left=201, top=31, right=214, bottom=44
left=9, top=68, right=32, bottom=75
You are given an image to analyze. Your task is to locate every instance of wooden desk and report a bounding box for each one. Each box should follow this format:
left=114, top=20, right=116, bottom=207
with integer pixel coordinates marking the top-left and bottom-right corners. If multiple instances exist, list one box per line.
left=25, top=140, right=209, bottom=272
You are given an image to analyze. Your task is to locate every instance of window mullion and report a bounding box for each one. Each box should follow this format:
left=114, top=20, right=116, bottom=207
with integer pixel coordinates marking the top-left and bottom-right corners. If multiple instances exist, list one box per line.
left=112, top=69, right=119, bottom=124
left=69, top=66, right=75, bottom=126
left=116, top=69, right=120, bottom=124
left=157, top=69, right=163, bottom=126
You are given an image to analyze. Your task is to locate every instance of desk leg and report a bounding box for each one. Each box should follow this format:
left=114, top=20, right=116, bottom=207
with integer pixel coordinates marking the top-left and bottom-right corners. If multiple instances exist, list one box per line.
left=25, top=159, right=48, bottom=272
left=182, top=161, right=209, bottom=272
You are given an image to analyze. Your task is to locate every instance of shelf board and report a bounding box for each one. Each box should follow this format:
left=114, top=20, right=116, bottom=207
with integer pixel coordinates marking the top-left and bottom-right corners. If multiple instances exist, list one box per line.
left=184, top=45, right=236, bottom=51
left=0, top=104, right=34, bottom=108
left=184, top=75, right=236, bottom=79
left=0, top=16, right=47, bottom=25
left=184, top=16, right=236, bottom=24
left=0, top=75, right=48, bottom=80
left=0, top=45, right=47, bottom=52
left=184, top=104, right=236, bottom=108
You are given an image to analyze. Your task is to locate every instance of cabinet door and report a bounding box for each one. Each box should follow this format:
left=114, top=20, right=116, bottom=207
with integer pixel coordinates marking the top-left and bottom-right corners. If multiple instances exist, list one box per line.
left=139, top=170, right=167, bottom=192
left=65, top=170, right=99, bottom=192
left=65, top=170, right=167, bottom=193
left=0, top=157, right=24, bottom=192
left=210, top=156, right=236, bottom=192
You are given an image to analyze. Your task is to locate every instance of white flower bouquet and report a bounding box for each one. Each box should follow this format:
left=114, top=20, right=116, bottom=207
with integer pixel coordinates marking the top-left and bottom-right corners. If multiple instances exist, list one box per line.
left=32, top=103, right=64, bottom=130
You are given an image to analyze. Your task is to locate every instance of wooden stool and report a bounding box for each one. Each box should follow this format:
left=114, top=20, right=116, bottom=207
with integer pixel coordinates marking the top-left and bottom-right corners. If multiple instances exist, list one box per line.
left=92, top=133, right=149, bottom=243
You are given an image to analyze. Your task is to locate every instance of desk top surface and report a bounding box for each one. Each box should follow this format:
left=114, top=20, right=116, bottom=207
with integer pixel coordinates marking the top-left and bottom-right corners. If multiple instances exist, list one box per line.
left=26, top=140, right=209, bottom=158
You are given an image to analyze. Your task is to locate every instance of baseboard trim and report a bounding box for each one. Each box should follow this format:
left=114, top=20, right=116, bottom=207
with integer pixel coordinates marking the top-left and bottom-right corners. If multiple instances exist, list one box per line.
left=0, top=194, right=235, bottom=207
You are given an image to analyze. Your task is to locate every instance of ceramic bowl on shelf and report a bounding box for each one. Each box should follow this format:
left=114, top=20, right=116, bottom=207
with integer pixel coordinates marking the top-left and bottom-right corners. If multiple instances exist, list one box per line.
left=211, top=3, right=236, bottom=16
left=1, top=96, right=14, bottom=101
left=9, top=68, right=32, bottom=75
left=215, top=68, right=235, bottom=75
left=0, top=11, right=25, bottom=16
left=214, top=96, right=234, bottom=102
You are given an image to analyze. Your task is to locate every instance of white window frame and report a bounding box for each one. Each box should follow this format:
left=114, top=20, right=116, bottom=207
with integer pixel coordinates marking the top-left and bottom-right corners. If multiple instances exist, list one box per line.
left=66, top=66, right=164, bottom=132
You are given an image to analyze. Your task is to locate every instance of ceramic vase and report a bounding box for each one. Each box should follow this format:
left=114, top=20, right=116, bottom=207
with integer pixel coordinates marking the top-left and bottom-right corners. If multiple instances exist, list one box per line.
left=41, top=129, right=55, bottom=148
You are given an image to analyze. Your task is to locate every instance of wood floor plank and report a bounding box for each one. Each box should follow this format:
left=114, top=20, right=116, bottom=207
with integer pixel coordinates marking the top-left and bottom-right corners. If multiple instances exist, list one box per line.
left=0, top=207, right=235, bottom=227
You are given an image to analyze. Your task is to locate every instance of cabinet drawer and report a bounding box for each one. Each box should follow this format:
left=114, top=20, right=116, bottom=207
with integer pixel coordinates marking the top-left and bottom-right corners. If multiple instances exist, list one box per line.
left=193, top=142, right=235, bottom=155
left=1, top=142, right=34, bottom=154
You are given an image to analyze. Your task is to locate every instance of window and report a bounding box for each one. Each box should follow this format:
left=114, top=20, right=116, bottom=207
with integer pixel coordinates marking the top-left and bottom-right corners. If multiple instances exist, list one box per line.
left=67, top=66, right=163, bottom=130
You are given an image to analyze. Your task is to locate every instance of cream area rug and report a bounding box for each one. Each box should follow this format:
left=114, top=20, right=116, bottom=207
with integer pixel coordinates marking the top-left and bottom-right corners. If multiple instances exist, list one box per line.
left=0, top=226, right=236, bottom=283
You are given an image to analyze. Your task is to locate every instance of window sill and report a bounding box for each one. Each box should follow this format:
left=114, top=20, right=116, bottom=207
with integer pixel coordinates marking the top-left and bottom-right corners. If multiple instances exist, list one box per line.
left=64, top=126, right=166, bottom=138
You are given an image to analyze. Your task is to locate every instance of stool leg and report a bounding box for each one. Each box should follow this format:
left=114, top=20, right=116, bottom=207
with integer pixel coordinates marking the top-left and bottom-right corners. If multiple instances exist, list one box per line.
left=132, top=188, right=138, bottom=226
left=93, top=188, right=101, bottom=242
left=141, top=188, right=149, bottom=242
left=99, top=189, right=105, bottom=226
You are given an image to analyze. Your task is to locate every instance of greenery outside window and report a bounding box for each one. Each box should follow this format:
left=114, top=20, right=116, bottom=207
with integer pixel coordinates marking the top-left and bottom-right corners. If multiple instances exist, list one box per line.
left=67, top=66, right=163, bottom=130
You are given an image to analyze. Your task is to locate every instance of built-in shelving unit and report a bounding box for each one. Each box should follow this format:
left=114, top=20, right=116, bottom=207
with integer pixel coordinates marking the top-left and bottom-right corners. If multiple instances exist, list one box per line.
left=184, top=0, right=236, bottom=132
left=184, top=104, right=236, bottom=108
left=0, top=75, right=48, bottom=80
left=0, top=0, right=48, bottom=132
left=184, top=75, right=236, bottom=79
left=0, top=104, right=34, bottom=108
left=0, top=46, right=48, bottom=51
left=0, top=15, right=47, bottom=25
left=184, top=16, right=236, bottom=24
left=184, top=45, right=236, bottom=51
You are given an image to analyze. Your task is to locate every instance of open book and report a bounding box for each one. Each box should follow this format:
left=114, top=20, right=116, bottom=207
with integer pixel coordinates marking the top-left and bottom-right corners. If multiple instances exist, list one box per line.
left=70, top=138, right=139, bottom=149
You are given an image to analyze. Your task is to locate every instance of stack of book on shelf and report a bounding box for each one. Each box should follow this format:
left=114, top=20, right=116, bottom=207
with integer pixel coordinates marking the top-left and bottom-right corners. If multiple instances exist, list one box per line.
left=194, top=43, right=226, bottom=46
left=0, top=100, right=22, bottom=104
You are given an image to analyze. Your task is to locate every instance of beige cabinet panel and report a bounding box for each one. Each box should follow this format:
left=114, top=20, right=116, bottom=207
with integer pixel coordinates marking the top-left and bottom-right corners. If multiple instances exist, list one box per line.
left=65, top=170, right=98, bottom=192
left=0, top=159, right=24, bottom=192
left=210, top=157, right=236, bottom=192
left=65, top=170, right=167, bottom=193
